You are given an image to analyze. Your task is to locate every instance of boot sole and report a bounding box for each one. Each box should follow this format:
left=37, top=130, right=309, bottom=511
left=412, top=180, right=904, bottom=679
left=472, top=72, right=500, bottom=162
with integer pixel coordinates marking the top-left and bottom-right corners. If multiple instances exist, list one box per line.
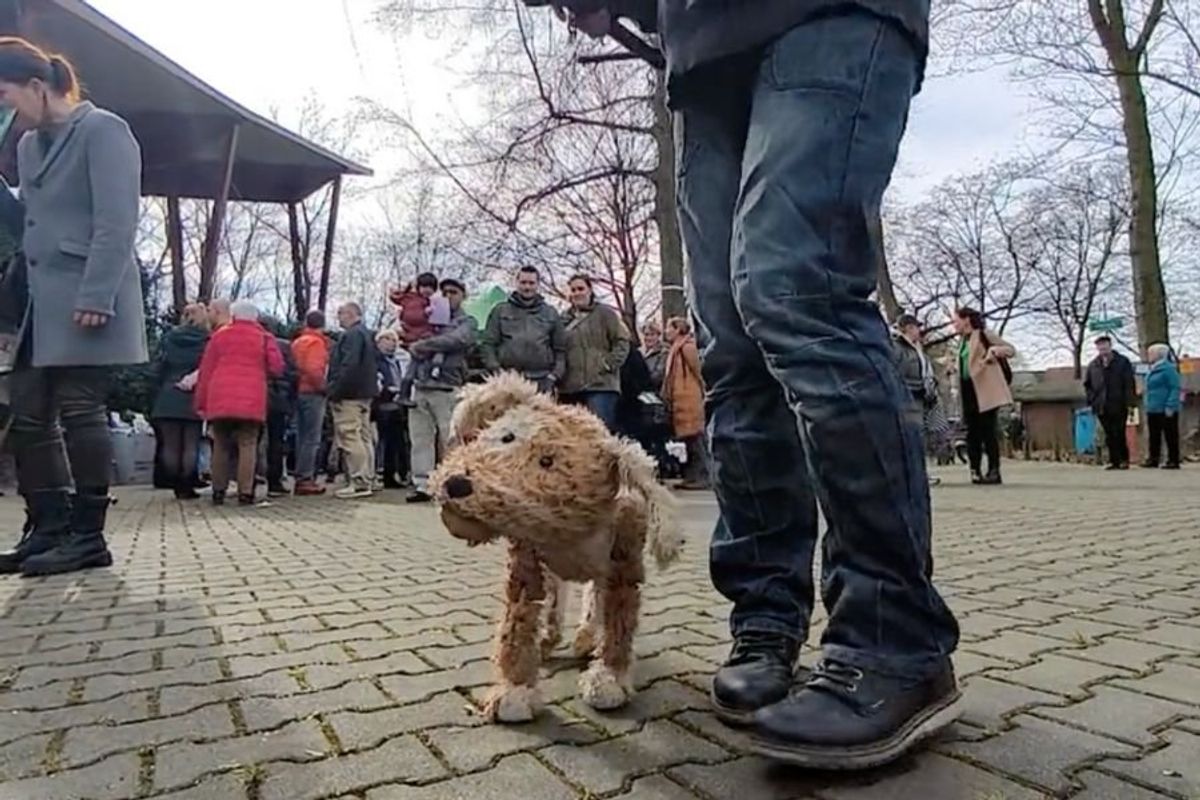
left=21, top=551, right=114, bottom=577
left=710, top=692, right=757, bottom=727
left=749, top=689, right=964, bottom=771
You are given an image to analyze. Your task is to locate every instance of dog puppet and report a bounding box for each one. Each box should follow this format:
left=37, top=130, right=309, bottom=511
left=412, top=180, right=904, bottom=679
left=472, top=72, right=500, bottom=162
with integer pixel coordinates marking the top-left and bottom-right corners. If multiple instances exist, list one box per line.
left=430, top=372, right=683, bottom=722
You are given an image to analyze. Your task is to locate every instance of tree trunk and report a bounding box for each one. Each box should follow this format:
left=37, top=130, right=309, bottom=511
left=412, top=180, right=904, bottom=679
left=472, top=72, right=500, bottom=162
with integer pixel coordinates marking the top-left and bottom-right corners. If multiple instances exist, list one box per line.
left=652, top=73, right=686, bottom=324
left=870, top=211, right=901, bottom=323
left=287, top=202, right=309, bottom=319
left=1117, top=75, right=1168, bottom=350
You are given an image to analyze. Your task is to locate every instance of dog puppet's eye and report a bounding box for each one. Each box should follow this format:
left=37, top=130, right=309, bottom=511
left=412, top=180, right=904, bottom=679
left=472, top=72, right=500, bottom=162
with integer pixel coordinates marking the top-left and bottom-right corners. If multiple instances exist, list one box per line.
left=539, top=455, right=554, bottom=469
left=500, top=432, right=515, bottom=444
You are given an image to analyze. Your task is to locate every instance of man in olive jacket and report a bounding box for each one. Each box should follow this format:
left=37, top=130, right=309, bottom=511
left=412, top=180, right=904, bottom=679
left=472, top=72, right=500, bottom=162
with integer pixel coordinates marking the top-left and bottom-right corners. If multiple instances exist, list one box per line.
left=555, top=0, right=955, bottom=773
left=480, top=265, right=566, bottom=393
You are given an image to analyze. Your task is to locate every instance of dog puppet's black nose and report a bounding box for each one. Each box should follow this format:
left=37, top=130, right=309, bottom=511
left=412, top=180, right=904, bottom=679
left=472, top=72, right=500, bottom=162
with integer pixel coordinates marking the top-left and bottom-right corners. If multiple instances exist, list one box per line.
left=443, top=475, right=474, bottom=499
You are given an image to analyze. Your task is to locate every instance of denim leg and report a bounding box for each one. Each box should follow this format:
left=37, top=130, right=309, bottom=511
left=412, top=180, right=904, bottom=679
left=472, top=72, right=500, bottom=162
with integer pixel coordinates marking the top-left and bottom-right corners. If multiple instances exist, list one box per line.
left=731, top=11, right=958, bottom=678
left=676, top=75, right=819, bottom=644
left=584, top=391, right=620, bottom=433
left=295, top=395, right=325, bottom=480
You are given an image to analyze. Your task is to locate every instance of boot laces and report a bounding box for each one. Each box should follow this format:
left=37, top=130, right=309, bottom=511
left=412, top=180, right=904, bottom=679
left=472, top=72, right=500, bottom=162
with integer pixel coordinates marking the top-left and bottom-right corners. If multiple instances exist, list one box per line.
left=806, top=659, right=864, bottom=695
left=728, top=632, right=795, bottom=667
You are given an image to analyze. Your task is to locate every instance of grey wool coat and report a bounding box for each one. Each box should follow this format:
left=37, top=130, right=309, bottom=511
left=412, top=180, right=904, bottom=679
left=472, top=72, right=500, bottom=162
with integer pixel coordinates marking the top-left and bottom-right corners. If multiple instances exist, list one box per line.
left=17, top=101, right=148, bottom=368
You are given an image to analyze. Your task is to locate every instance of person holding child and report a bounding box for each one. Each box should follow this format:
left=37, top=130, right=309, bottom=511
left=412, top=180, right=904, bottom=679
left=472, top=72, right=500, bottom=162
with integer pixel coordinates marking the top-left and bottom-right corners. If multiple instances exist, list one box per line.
left=390, top=272, right=450, bottom=402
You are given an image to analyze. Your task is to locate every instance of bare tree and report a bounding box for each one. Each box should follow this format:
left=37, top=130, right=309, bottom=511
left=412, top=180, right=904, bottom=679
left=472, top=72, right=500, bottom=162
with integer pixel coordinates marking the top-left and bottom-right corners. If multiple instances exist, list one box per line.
left=937, top=0, right=1200, bottom=348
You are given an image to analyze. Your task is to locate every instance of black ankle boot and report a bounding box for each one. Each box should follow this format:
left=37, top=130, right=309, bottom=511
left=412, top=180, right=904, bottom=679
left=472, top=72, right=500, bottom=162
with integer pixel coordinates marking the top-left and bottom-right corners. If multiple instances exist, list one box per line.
left=751, top=659, right=963, bottom=770
left=0, top=491, right=71, bottom=575
left=981, top=468, right=1002, bottom=485
left=711, top=632, right=801, bottom=725
left=21, top=493, right=114, bottom=577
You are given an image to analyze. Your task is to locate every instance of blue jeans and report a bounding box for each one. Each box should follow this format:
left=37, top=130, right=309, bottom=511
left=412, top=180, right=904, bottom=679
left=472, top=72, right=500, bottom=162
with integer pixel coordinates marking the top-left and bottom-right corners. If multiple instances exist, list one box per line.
left=676, top=10, right=958, bottom=680
left=294, top=394, right=327, bottom=481
left=562, top=391, right=620, bottom=433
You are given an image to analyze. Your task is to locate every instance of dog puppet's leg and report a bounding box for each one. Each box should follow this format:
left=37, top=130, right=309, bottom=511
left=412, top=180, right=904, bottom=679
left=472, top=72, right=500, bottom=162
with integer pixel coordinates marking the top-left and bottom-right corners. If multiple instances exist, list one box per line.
left=483, top=540, right=545, bottom=723
left=540, top=571, right=567, bottom=659
left=579, top=545, right=642, bottom=711
left=571, top=581, right=602, bottom=658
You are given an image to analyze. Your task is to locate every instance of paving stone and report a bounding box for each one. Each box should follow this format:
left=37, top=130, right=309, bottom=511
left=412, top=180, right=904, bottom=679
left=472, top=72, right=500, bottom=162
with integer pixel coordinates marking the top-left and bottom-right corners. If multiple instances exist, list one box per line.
left=1112, top=662, right=1200, bottom=706
left=366, top=753, right=575, bottom=800
left=0, top=753, right=139, bottom=800
left=819, top=751, right=1045, bottom=799
left=961, top=629, right=1071, bottom=665
left=670, top=756, right=825, bottom=800
left=10, top=651, right=154, bottom=691
left=542, top=720, right=728, bottom=795
left=327, top=692, right=479, bottom=750
left=1033, top=685, right=1194, bottom=745
left=305, top=650, right=431, bottom=689
left=1073, top=770, right=1178, bottom=799
left=1065, top=638, right=1182, bottom=672
left=62, top=703, right=234, bottom=768
left=159, top=672, right=299, bottom=716
left=1000, top=654, right=1131, bottom=699
left=1096, top=729, right=1200, bottom=796
left=1081, top=605, right=1177, bottom=628
left=940, top=715, right=1137, bottom=795
left=151, top=773, right=249, bottom=800
left=1126, top=622, right=1200, bottom=652
left=958, top=611, right=1029, bottom=640
left=426, top=706, right=600, bottom=771
left=83, top=659, right=226, bottom=702
left=227, top=643, right=351, bottom=677
left=414, top=641, right=492, bottom=670
left=378, top=659, right=493, bottom=704
left=564, top=679, right=710, bottom=735
left=957, top=676, right=1063, bottom=731
left=0, top=680, right=72, bottom=712
left=155, top=719, right=329, bottom=791
left=259, top=734, right=445, bottom=800
left=618, top=774, right=704, bottom=800
left=1027, top=618, right=1130, bottom=645
left=0, top=733, right=51, bottom=782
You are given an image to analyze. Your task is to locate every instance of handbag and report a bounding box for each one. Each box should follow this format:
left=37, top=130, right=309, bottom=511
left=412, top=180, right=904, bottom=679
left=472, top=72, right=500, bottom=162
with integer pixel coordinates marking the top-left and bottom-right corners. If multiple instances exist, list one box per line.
left=980, top=331, right=1013, bottom=385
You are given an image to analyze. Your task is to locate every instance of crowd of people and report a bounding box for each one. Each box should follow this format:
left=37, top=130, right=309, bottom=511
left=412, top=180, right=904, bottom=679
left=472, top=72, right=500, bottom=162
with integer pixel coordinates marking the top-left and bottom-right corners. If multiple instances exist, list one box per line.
left=142, top=265, right=711, bottom=512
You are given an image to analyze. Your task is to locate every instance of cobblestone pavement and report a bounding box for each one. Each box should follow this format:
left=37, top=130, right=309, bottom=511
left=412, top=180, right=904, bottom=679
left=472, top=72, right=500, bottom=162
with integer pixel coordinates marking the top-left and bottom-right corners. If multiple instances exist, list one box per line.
left=0, top=462, right=1198, bottom=800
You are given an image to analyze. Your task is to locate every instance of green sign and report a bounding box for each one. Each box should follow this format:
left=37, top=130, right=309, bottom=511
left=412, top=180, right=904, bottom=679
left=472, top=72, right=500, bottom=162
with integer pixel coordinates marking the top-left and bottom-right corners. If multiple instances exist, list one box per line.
left=1088, top=317, right=1124, bottom=332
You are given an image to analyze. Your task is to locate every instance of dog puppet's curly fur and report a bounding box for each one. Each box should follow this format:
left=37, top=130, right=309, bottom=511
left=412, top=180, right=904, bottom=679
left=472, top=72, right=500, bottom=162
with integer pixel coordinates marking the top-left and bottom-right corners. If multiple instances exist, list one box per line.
left=431, top=372, right=684, bottom=722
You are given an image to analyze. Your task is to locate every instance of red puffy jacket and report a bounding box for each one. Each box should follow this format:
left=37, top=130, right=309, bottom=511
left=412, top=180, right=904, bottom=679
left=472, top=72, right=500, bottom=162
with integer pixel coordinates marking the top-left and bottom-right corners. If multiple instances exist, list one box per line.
left=194, top=320, right=284, bottom=424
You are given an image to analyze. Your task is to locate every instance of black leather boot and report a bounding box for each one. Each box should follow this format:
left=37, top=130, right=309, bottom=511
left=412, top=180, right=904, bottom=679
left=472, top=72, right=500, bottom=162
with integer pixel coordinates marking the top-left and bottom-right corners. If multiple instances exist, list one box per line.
left=711, top=632, right=802, bottom=725
left=751, top=659, right=963, bottom=770
left=0, top=491, right=71, bottom=575
left=21, top=493, right=114, bottom=577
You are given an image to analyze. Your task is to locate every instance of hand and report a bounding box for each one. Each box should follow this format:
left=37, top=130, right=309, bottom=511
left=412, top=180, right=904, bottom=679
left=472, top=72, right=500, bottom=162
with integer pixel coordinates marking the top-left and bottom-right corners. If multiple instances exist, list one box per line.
left=74, top=311, right=110, bottom=328
left=986, top=346, right=1005, bottom=361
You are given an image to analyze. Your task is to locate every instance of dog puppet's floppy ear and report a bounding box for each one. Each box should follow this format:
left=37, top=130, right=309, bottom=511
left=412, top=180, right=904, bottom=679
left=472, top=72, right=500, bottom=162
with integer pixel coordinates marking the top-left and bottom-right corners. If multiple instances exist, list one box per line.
left=448, top=371, right=541, bottom=445
left=607, top=438, right=684, bottom=570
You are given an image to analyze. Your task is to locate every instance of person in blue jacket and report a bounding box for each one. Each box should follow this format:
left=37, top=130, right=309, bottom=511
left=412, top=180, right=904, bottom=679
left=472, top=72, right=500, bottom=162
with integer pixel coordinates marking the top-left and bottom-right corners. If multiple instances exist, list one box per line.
left=1142, top=343, right=1182, bottom=469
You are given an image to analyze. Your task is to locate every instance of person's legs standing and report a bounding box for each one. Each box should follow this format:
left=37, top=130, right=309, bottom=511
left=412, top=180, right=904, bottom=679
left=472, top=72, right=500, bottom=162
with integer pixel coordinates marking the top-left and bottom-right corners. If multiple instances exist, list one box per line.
left=961, top=383, right=984, bottom=479
left=980, top=409, right=1001, bottom=482
left=209, top=421, right=232, bottom=503
left=583, top=391, right=620, bottom=432
left=1164, top=413, right=1181, bottom=467
left=407, top=389, right=439, bottom=501
left=178, top=422, right=201, bottom=498
left=1145, top=412, right=1163, bottom=466
left=723, top=12, right=959, bottom=764
left=428, top=389, right=456, bottom=464
left=359, top=402, right=377, bottom=489
left=681, top=434, right=711, bottom=488
left=267, top=411, right=289, bottom=493
left=294, top=395, right=327, bottom=493
left=234, top=422, right=260, bottom=502
left=156, top=420, right=183, bottom=493
left=1102, top=411, right=1126, bottom=468
left=332, top=400, right=371, bottom=496
left=0, top=367, right=73, bottom=573
left=675, top=59, right=819, bottom=722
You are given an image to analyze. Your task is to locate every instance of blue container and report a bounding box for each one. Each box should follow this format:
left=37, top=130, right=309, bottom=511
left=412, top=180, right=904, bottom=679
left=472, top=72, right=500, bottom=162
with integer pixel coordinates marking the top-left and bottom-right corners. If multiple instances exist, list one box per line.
left=1074, top=407, right=1097, bottom=454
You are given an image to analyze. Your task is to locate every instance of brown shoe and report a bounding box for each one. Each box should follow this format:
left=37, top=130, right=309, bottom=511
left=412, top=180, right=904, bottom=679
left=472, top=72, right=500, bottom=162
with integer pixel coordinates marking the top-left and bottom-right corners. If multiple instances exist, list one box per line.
left=294, top=480, right=326, bottom=496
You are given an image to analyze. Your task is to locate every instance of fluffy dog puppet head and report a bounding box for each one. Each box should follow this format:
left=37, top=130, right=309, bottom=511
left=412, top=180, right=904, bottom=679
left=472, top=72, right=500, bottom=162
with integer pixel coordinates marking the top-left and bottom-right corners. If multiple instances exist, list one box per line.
left=431, top=373, right=683, bottom=570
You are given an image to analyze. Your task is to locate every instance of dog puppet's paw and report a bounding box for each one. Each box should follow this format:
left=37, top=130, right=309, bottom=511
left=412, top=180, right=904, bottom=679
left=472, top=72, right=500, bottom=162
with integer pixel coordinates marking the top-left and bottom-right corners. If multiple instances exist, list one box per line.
left=578, top=663, right=632, bottom=711
left=481, top=684, right=542, bottom=723
left=539, top=630, right=562, bottom=660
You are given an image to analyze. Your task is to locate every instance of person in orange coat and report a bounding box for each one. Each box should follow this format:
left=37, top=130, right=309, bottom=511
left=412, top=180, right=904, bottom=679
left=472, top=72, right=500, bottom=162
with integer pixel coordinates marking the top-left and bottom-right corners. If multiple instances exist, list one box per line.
left=290, top=310, right=332, bottom=495
left=662, top=317, right=709, bottom=490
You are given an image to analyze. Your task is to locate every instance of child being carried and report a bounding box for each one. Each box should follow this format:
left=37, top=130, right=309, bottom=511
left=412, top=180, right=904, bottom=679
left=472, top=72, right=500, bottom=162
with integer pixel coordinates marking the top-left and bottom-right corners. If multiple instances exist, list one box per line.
left=390, top=272, right=451, bottom=403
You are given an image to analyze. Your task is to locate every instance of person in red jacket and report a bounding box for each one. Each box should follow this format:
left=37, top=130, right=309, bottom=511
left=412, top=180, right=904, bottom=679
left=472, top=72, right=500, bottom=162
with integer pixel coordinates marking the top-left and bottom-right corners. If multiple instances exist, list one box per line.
left=194, top=300, right=284, bottom=506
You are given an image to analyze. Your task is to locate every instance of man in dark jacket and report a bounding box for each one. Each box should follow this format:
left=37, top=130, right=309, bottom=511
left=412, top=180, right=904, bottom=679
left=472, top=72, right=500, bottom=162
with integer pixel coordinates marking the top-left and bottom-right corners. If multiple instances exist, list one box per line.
left=557, top=0, right=956, bottom=771
left=480, top=266, right=566, bottom=393
left=1084, top=335, right=1137, bottom=470
left=406, top=279, right=477, bottom=503
left=265, top=334, right=299, bottom=496
left=329, top=302, right=378, bottom=499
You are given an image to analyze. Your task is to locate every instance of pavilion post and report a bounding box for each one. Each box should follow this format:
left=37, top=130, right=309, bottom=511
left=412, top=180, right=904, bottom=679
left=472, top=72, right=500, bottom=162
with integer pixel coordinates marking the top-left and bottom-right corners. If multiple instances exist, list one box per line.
left=316, top=175, right=342, bottom=313
left=198, top=124, right=240, bottom=302
left=166, top=195, right=186, bottom=315
left=287, top=202, right=307, bottom=319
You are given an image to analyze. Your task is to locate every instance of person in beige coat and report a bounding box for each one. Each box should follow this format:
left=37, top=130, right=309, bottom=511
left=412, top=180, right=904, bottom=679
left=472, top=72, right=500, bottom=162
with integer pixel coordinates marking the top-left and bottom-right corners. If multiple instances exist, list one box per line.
left=952, top=307, right=1016, bottom=485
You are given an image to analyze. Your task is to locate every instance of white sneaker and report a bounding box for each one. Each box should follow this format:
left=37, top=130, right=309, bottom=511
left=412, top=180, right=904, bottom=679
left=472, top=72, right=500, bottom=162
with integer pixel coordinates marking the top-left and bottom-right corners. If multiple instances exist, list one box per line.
left=335, top=485, right=373, bottom=500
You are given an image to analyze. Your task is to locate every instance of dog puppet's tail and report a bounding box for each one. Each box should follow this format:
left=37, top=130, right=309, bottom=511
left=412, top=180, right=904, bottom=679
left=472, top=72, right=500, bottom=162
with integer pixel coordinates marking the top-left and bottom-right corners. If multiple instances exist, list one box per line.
left=612, top=438, right=684, bottom=571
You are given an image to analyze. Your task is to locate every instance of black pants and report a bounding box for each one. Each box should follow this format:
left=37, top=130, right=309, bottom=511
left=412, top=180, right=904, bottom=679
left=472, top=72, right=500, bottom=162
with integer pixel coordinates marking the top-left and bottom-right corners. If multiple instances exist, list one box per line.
left=1099, top=410, right=1129, bottom=466
left=7, top=366, right=111, bottom=495
left=376, top=407, right=410, bottom=485
left=1146, top=412, right=1180, bottom=466
left=962, top=380, right=999, bottom=475
left=155, top=419, right=201, bottom=492
left=266, top=411, right=289, bottom=488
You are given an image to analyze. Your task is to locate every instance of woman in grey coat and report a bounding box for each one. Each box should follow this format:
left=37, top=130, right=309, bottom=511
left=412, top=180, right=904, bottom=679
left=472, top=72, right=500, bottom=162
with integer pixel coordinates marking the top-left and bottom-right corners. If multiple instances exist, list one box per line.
left=0, top=38, right=146, bottom=577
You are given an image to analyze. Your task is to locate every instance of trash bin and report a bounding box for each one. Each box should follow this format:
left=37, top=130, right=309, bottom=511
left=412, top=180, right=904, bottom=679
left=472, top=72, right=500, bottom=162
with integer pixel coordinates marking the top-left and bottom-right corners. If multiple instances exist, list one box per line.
left=1074, top=407, right=1097, bottom=455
